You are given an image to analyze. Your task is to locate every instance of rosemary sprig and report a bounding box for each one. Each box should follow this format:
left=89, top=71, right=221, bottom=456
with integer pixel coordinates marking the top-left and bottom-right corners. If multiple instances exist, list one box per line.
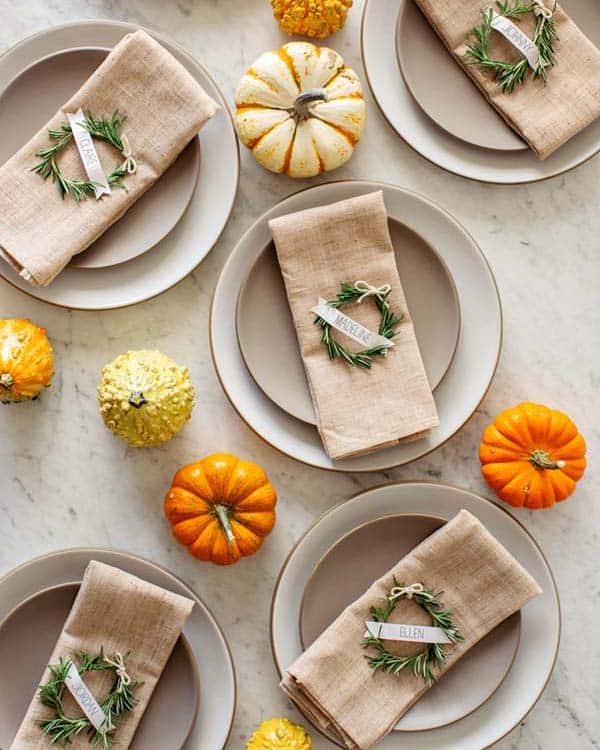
left=464, top=1, right=558, bottom=93
left=38, top=649, right=139, bottom=747
left=361, top=578, right=463, bottom=685
left=31, top=111, right=132, bottom=203
left=314, top=282, right=403, bottom=369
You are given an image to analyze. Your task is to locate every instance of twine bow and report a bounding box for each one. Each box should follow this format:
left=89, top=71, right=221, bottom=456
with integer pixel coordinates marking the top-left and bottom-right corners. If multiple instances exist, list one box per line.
left=105, top=653, right=132, bottom=693
left=354, top=280, right=392, bottom=303
left=389, top=582, right=425, bottom=600
left=120, top=134, right=137, bottom=174
left=533, top=0, right=554, bottom=22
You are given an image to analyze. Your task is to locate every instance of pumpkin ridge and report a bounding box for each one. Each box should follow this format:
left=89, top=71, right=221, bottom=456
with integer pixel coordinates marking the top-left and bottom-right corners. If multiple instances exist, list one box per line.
left=322, top=64, right=348, bottom=89
left=248, top=118, right=293, bottom=152
left=283, top=122, right=298, bottom=175
left=247, top=67, right=280, bottom=94
left=311, top=114, right=357, bottom=146
left=278, top=46, right=302, bottom=91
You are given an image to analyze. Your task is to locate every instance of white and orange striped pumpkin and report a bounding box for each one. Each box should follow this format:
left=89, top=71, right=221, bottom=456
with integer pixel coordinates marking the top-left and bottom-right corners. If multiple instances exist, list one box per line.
left=234, top=42, right=366, bottom=178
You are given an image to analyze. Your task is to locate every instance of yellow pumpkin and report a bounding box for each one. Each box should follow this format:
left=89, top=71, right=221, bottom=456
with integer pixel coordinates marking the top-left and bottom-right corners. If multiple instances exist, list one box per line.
left=480, top=402, right=586, bottom=509
left=247, top=718, right=311, bottom=750
left=0, top=319, right=54, bottom=403
left=235, top=42, right=366, bottom=178
left=165, top=453, right=277, bottom=565
left=271, top=0, right=353, bottom=38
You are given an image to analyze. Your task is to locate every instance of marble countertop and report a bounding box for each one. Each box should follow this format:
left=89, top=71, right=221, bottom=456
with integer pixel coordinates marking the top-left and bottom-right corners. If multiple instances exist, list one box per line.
left=0, top=1, right=598, bottom=748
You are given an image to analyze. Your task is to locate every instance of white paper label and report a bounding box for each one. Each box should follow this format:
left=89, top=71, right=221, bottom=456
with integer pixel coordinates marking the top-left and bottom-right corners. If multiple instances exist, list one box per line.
left=66, top=109, right=111, bottom=199
left=365, top=621, right=452, bottom=644
left=490, top=13, right=540, bottom=70
left=64, top=662, right=106, bottom=731
left=311, top=298, right=394, bottom=351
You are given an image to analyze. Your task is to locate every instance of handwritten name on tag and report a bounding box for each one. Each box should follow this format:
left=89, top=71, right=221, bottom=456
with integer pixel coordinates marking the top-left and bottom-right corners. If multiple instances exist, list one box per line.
left=66, top=109, right=111, bottom=199
left=311, top=298, right=394, bottom=351
left=490, top=13, right=540, bottom=70
left=365, top=621, right=452, bottom=644
left=65, top=662, right=106, bottom=731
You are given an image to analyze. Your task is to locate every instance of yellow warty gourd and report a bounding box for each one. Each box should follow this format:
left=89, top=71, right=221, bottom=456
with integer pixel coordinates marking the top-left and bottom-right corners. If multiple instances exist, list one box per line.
left=271, top=0, right=353, bottom=38
left=0, top=319, right=54, bottom=403
left=97, top=350, right=195, bottom=448
left=246, top=718, right=311, bottom=750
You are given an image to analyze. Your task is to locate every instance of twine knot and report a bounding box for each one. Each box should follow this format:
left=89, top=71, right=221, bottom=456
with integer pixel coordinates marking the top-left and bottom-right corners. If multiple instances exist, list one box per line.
left=533, top=0, right=554, bottom=21
left=354, top=280, right=392, bottom=303
left=105, top=652, right=132, bottom=693
left=121, top=134, right=137, bottom=174
left=389, top=582, right=425, bottom=600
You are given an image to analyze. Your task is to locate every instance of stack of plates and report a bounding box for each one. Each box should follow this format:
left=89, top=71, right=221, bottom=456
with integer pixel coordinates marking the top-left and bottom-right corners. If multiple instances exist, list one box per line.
left=211, top=180, right=502, bottom=472
left=0, top=549, right=236, bottom=750
left=271, top=482, right=561, bottom=749
left=0, top=21, right=239, bottom=310
left=362, top=0, right=600, bottom=183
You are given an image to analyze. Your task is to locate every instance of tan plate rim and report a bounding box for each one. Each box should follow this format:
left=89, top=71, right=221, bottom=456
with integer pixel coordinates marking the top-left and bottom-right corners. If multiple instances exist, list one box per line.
left=234, top=219, right=462, bottom=425
left=0, top=580, right=201, bottom=750
left=270, top=480, right=561, bottom=749
left=297, top=512, right=522, bottom=733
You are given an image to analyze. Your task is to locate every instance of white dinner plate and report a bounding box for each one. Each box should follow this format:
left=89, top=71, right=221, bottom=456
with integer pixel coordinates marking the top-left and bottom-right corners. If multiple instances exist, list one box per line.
left=0, top=20, right=239, bottom=309
left=211, top=180, right=501, bottom=472
left=362, top=0, right=600, bottom=183
left=0, top=549, right=236, bottom=750
left=236, top=219, right=460, bottom=425
left=271, top=482, right=560, bottom=750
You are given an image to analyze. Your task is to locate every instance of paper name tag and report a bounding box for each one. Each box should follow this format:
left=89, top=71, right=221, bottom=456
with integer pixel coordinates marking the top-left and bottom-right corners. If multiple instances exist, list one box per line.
left=365, top=621, right=452, bottom=644
left=490, top=13, right=540, bottom=70
left=65, top=662, right=106, bottom=731
left=311, top=298, right=394, bottom=350
left=66, top=109, right=111, bottom=199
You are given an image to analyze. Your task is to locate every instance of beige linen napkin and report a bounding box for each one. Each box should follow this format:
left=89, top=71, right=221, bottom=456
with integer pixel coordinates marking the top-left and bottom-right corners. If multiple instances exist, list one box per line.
left=413, top=0, right=600, bottom=159
left=269, top=191, right=439, bottom=460
left=282, top=509, right=542, bottom=749
left=10, top=560, right=194, bottom=750
left=0, top=29, right=218, bottom=286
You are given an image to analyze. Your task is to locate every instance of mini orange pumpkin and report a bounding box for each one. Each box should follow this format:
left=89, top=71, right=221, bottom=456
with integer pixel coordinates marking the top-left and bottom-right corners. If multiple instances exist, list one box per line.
left=480, top=402, right=586, bottom=509
left=0, top=319, right=54, bottom=403
left=165, top=453, right=277, bottom=565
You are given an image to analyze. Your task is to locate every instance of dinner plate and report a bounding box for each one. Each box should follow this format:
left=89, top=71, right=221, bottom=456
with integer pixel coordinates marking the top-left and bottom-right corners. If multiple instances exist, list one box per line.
left=271, top=482, right=560, bottom=750
left=0, top=20, right=238, bottom=309
left=0, top=549, right=236, bottom=750
left=236, top=221, right=460, bottom=425
left=211, top=180, right=501, bottom=472
left=396, top=1, right=527, bottom=152
left=299, top=514, right=521, bottom=732
left=0, top=582, right=200, bottom=749
left=0, top=46, right=201, bottom=270
left=362, top=0, right=600, bottom=183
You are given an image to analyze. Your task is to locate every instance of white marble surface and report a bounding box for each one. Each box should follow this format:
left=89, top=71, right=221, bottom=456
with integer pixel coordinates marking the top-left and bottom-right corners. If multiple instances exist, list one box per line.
left=0, top=1, right=598, bottom=748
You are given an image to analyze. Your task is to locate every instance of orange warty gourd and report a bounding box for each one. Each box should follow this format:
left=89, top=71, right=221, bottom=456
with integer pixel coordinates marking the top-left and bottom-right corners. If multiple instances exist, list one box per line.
left=165, top=453, right=277, bottom=565
left=479, top=402, right=586, bottom=509
left=0, top=319, right=54, bottom=403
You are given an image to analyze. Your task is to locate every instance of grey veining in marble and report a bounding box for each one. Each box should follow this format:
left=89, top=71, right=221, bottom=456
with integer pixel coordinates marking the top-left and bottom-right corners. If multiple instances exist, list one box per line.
left=0, top=1, right=599, bottom=748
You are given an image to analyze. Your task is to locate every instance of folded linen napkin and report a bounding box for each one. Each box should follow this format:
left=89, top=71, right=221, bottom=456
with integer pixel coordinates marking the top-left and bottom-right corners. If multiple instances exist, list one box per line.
left=269, top=191, right=439, bottom=460
left=282, top=509, right=542, bottom=749
left=10, top=560, right=194, bottom=750
left=413, top=0, right=600, bottom=159
left=0, top=29, right=218, bottom=286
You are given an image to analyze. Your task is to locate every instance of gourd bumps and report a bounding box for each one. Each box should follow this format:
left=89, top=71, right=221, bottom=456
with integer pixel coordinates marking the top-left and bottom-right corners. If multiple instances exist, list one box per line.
left=271, top=0, right=353, bottom=38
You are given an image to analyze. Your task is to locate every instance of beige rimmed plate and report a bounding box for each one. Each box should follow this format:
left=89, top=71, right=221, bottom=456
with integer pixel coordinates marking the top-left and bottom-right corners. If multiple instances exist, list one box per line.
left=299, top=514, right=521, bottom=733
left=236, top=221, right=460, bottom=425
left=0, top=47, right=200, bottom=270
left=0, top=549, right=236, bottom=750
left=0, top=582, right=200, bottom=749
left=396, top=1, right=527, bottom=152
left=271, top=482, right=560, bottom=750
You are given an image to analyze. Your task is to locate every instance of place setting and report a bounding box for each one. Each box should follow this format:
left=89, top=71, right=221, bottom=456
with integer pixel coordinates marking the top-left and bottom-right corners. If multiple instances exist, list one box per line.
left=0, top=20, right=239, bottom=310
left=362, top=0, right=600, bottom=183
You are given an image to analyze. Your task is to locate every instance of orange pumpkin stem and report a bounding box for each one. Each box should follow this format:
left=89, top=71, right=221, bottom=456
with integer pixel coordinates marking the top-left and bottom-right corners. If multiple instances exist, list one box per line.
left=0, top=373, right=14, bottom=388
left=214, top=504, right=236, bottom=546
left=529, top=449, right=565, bottom=471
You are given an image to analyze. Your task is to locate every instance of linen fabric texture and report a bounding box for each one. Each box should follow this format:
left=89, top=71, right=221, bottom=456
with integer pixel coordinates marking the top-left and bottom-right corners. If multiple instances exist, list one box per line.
left=0, top=29, right=218, bottom=286
left=9, top=560, right=194, bottom=750
left=413, top=0, right=600, bottom=159
left=269, top=191, right=439, bottom=460
left=281, top=509, right=542, bottom=749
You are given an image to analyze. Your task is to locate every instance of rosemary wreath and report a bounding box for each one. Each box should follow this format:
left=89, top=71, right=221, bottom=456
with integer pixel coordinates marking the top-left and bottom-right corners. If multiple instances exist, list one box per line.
left=464, top=1, right=558, bottom=93
left=31, top=111, right=136, bottom=203
left=314, top=281, right=403, bottom=369
left=361, top=580, right=463, bottom=684
left=38, top=649, right=138, bottom=747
